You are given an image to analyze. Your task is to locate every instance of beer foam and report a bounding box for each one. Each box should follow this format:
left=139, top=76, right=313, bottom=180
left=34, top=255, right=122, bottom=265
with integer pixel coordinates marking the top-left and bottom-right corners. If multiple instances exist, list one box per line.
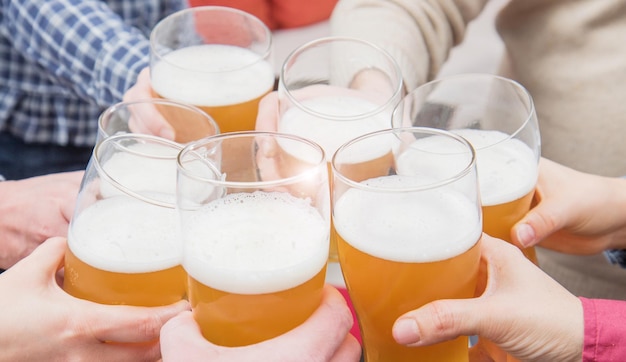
left=183, top=191, right=329, bottom=294
left=333, top=175, right=481, bottom=263
left=279, top=95, right=393, bottom=162
left=151, top=44, right=275, bottom=106
left=452, top=129, right=538, bottom=206
left=395, top=133, right=475, bottom=183
left=69, top=196, right=181, bottom=273
left=99, top=142, right=178, bottom=202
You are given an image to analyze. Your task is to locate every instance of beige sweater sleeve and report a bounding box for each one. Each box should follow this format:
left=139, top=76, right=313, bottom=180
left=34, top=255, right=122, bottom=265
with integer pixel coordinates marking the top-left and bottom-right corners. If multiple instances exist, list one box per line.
left=331, top=0, right=488, bottom=91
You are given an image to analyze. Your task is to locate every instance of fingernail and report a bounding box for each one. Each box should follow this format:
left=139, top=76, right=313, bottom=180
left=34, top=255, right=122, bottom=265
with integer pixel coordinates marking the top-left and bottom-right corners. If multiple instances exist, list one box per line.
left=393, top=318, right=421, bottom=345
left=516, top=223, right=535, bottom=247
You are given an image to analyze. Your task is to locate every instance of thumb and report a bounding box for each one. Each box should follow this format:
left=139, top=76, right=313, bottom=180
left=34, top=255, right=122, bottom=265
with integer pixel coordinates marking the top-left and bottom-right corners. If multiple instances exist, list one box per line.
left=160, top=311, right=215, bottom=361
left=11, top=237, right=67, bottom=276
left=392, top=297, right=483, bottom=347
left=512, top=199, right=564, bottom=248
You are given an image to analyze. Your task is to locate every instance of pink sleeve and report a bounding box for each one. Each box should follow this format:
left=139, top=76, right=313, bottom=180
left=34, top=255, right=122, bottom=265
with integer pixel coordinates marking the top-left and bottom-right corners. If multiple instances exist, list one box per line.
left=580, top=297, right=626, bottom=361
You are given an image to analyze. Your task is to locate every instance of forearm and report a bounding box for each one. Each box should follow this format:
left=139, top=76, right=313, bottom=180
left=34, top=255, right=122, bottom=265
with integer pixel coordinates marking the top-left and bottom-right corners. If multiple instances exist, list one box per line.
left=2, top=0, right=185, bottom=104
left=330, top=0, right=488, bottom=91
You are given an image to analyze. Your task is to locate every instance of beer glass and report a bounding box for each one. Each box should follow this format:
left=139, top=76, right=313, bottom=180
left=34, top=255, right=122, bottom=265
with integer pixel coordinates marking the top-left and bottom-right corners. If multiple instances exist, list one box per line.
left=392, top=74, right=540, bottom=264
left=98, top=98, right=219, bottom=144
left=278, top=36, right=403, bottom=264
left=176, top=131, right=330, bottom=347
left=64, top=134, right=186, bottom=306
left=332, top=127, right=482, bottom=362
left=150, top=6, right=274, bottom=133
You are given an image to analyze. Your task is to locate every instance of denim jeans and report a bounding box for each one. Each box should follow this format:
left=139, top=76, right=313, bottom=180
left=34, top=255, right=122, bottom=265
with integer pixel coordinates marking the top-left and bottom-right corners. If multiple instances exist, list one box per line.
left=0, top=131, right=93, bottom=180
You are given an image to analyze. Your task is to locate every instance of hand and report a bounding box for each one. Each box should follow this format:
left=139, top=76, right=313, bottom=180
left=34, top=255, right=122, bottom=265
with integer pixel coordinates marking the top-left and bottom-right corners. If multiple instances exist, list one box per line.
left=0, top=171, right=83, bottom=269
left=161, top=285, right=362, bottom=362
left=0, top=237, right=190, bottom=361
left=392, top=234, right=583, bottom=362
left=512, top=157, right=626, bottom=254
left=123, top=67, right=175, bottom=140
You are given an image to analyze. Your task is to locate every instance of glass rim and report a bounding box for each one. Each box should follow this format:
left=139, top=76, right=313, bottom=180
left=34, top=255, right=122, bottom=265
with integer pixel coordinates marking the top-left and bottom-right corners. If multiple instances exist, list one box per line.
left=331, top=126, right=477, bottom=193
left=150, top=5, right=273, bottom=73
left=93, top=133, right=183, bottom=208
left=395, top=73, right=537, bottom=150
left=279, top=36, right=404, bottom=121
left=98, top=98, right=220, bottom=139
left=177, top=131, right=327, bottom=188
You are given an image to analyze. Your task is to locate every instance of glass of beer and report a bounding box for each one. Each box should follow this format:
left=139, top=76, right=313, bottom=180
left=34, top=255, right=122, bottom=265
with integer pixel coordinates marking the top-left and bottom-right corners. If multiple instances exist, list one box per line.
left=176, top=131, right=330, bottom=347
left=64, top=134, right=187, bottom=306
left=150, top=6, right=274, bottom=133
left=98, top=98, right=219, bottom=144
left=277, top=36, right=403, bottom=266
left=332, top=127, right=482, bottom=362
left=392, top=74, right=540, bottom=265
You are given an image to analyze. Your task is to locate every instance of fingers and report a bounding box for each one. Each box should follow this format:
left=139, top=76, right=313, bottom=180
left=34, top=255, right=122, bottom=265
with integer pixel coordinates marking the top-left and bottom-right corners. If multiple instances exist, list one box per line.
left=265, top=284, right=356, bottom=361
left=392, top=236, right=522, bottom=347
left=86, top=300, right=190, bottom=344
left=328, top=334, right=362, bottom=362
left=392, top=297, right=482, bottom=347
left=82, top=340, right=162, bottom=362
left=160, top=311, right=215, bottom=360
left=255, top=92, right=279, bottom=131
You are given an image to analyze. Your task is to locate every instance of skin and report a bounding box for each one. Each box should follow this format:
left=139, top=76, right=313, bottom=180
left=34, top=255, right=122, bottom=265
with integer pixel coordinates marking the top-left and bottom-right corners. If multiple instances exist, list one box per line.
left=392, top=235, right=584, bottom=362
left=512, top=157, right=626, bottom=253
left=0, top=171, right=83, bottom=269
left=122, top=67, right=175, bottom=140
left=0, top=237, right=190, bottom=362
left=160, top=285, right=362, bottom=362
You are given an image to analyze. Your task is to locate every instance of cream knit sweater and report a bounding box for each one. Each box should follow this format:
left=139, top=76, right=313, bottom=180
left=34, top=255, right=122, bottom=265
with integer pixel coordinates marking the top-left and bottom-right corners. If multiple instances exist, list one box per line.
left=331, top=0, right=626, bottom=299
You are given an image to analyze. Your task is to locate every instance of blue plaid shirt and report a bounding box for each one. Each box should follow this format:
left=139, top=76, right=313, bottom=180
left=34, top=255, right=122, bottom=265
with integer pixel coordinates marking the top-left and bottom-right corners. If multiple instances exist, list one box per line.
left=0, top=0, right=186, bottom=147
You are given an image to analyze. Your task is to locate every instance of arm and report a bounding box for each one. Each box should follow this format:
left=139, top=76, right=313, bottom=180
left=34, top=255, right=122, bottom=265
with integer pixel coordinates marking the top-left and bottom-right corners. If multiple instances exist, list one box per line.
left=2, top=0, right=185, bottom=106
left=0, top=171, right=83, bottom=269
left=160, top=285, right=361, bottom=362
left=581, top=298, right=626, bottom=362
left=392, top=234, right=583, bottom=362
left=512, top=157, right=626, bottom=254
left=330, top=0, right=488, bottom=90
left=0, top=237, right=189, bottom=361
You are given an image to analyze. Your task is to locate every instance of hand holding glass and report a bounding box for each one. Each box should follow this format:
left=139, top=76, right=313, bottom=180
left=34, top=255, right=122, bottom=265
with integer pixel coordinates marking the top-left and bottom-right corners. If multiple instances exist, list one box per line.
left=332, top=127, right=482, bottom=362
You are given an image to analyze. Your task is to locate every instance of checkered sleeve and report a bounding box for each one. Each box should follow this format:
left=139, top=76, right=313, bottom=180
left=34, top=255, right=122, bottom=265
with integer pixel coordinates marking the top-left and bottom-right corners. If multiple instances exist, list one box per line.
left=3, top=0, right=163, bottom=106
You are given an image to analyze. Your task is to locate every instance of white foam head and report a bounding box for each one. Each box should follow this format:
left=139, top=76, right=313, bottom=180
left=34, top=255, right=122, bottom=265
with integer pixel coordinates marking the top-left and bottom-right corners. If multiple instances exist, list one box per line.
left=279, top=95, right=393, bottom=163
left=333, top=175, right=481, bottom=263
left=69, top=196, right=181, bottom=273
left=151, top=44, right=275, bottom=106
left=183, top=191, right=329, bottom=294
left=452, top=129, right=538, bottom=205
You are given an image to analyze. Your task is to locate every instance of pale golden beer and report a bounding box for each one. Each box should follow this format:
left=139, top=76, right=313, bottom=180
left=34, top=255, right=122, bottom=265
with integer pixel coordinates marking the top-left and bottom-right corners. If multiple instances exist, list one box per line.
left=332, top=128, right=482, bottom=362
left=392, top=74, right=541, bottom=267
left=397, top=128, right=539, bottom=263
left=454, top=128, right=538, bottom=263
left=150, top=44, right=274, bottom=133
left=278, top=95, right=397, bottom=261
left=64, top=135, right=186, bottom=306
left=277, top=37, right=403, bottom=265
left=150, top=6, right=274, bottom=133
left=177, top=132, right=330, bottom=346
